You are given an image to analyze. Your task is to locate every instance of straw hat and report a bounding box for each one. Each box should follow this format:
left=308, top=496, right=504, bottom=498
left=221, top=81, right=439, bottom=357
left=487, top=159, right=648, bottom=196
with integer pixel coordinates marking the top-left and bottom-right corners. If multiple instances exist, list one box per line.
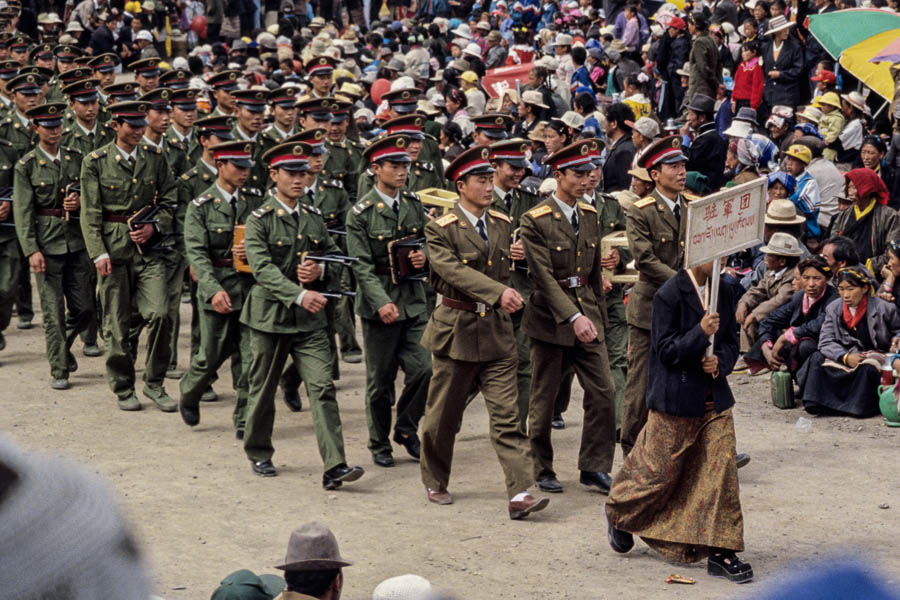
left=841, top=91, right=869, bottom=114
left=765, top=198, right=805, bottom=225
left=797, top=105, right=822, bottom=125
left=765, top=15, right=795, bottom=35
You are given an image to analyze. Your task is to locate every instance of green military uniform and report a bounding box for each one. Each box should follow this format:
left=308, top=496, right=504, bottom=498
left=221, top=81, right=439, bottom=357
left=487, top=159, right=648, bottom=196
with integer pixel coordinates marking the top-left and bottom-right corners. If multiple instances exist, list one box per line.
left=167, top=127, right=201, bottom=166
left=491, top=183, right=540, bottom=429
left=233, top=126, right=267, bottom=189
left=323, top=137, right=364, bottom=200
left=519, top=191, right=617, bottom=483
left=259, top=124, right=295, bottom=156
left=0, top=139, right=18, bottom=346
left=622, top=188, right=688, bottom=454
left=61, top=121, right=116, bottom=160
left=240, top=191, right=351, bottom=472
left=180, top=182, right=262, bottom=432
left=419, top=203, right=533, bottom=499
left=80, top=130, right=179, bottom=408
left=357, top=158, right=449, bottom=200
left=13, top=139, right=94, bottom=383
left=346, top=186, right=432, bottom=458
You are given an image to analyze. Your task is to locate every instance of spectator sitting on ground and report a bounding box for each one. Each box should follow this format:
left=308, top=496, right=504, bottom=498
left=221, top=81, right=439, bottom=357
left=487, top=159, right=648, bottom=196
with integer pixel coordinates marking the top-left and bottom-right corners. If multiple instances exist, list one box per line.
left=212, top=570, right=286, bottom=600
left=372, top=574, right=433, bottom=600
left=274, top=523, right=351, bottom=600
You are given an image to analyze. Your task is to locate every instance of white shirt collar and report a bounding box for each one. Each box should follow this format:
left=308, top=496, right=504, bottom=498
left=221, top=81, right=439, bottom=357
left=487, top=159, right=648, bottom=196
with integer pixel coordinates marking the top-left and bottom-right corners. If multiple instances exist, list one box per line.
left=305, top=176, right=318, bottom=196
left=552, top=194, right=576, bottom=221
left=273, top=123, right=294, bottom=138
left=374, top=186, right=399, bottom=209
left=215, top=182, right=236, bottom=203
left=171, top=126, right=190, bottom=143
left=236, top=126, right=258, bottom=142
left=200, top=157, right=217, bottom=174
left=493, top=184, right=510, bottom=200
left=77, top=120, right=97, bottom=136
left=458, top=203, right=487, bottom=229
left=142, top=135, right=160, bottom=149
left=271, top=191, right=301, bottom=218
left=15, top=110, right=29, bottom=127
left=38, top=145, right=61, bottom=162
left=656, top=189, right=679, bottom=214
left=116, top=143, right=137, bottom=161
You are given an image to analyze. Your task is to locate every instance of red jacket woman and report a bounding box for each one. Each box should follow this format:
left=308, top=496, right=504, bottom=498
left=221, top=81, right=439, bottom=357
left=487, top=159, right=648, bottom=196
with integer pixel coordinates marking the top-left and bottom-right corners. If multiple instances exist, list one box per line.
left=732, top=42, right=764, bottom=110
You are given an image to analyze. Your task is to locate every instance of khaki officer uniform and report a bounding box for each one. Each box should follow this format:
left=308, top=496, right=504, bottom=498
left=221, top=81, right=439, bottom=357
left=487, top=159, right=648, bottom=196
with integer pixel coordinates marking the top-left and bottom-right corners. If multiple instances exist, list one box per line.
left=346, top=135, right=432, bottom=461
left=623, top=188, right=688, bottom=454
left=79, top=101, right=179, bottom=409
left=419, top=169, right=534, bottom=500
left=519, top=139, right=617, bottom=486
left=180, top=168, right=263, bottom=434
left=13, top=106, right=94, bottom=385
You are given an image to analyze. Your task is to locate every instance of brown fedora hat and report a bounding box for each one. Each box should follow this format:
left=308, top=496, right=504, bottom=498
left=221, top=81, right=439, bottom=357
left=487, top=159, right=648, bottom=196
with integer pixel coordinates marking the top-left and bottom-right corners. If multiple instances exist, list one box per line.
left=274, top=523, right=352, bottom=572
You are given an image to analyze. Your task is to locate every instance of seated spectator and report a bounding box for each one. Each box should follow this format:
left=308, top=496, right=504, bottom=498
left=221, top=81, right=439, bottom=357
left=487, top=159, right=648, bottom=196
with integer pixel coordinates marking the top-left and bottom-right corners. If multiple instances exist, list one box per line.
left=275, top=522, right=351, bottom=600
left=212, top=570, right=286, bottom=600
left=738, top=198, right=809, bottom=289
left=744, top=256, right=837, bottom=377
left=726, top=137, right=764, bottom=186
left=820, top=235, right=861, bottom=273
left=829, top=168, right=900, bottom=278
left=801, top=266, right=900, bottom=417
left=783, top=144, right=822, bottom=239
left=735, top=232, right=803, bottom=355
left=767, top=171, right=796, bottom=207
left=878, top=241, right=900, bottom=310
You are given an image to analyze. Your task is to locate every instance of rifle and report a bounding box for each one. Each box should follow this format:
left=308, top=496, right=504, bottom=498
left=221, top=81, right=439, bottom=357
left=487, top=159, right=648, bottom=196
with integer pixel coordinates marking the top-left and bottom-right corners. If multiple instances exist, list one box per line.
left=127, top=204, right=167, bottom=255
left=387, top=235, right=428, bottom=284
left=64, top=183, right=80, bottom=222
left=297, top=251, right=360, bottom=296
left=0, top=187, right=12, bottom=227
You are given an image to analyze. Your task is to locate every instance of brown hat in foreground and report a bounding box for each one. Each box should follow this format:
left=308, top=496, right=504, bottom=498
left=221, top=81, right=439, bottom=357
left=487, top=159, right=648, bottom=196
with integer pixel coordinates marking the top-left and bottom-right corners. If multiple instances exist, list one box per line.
left=274, top=522, right=352, bottom=572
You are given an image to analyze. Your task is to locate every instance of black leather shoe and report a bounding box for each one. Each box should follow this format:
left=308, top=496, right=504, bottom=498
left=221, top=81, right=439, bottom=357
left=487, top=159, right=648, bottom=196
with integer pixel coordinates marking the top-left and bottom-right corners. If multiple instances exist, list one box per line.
left=323, top=464, right=365, bottom=490
left=393, top=431, right=421, bottom=461
left=373, top=452, right=395, bottom=467
left=235, top=429, right=244, bottom=440
left=607, top=519, right=634, bottom=553
left=179, top=401, right=199, bottom=427
left=708, top=550, right=754, bottom=583
left=580, top=471, right=612, bottom=494
left=67, top=352, right=78, bottom=373
left=537, top=476, right=564, bottom=493
left=251, top=459, right=276, bottom=477
left=736, top=453, right=751, bottom=469
left=282, top=386, right=302, bottom=412
left=551, top=413, right=565, bottom=429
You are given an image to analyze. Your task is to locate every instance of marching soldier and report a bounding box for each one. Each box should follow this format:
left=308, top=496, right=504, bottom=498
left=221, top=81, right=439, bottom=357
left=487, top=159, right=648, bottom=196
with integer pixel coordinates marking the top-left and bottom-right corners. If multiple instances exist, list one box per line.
left=178, top=141, right=262, bottom=438
left=323, top=98, right=363, bottom=201
left=621, top=135, right=690, bottom=455
left=519, top=138, right=617, bottom=495
left=300, top=55, right=336, bottom=99
left=0, top=59, right=17, bottom=116
left=240, top=141, right=364, bottom=490
left=382, top=87, right=441, bottom=165
left=166, top=88, right=200, bottom=165
left=230, top=88, right=268, bottom=188
left=259, top=85, right=300, bottom=154
left=8, top=34, right=28, bottom=66
left=28, top=43, right=55, bottom=70
left=346, top=135, right=432, bottom=468
left=45, top=44, right=82, bottom=103
left=471, top=114, right=513, bottom=146
left=80, top=100, right=178, bottom=411
left=158, top=68, right=192, bottom=90
left=61, top=78, right=114, bottom=156
left=488, top=138, right=541, bottom=429
left=131, top=57, right=161, bottom=95
left=0, top=121, right=15, bottom=353
left=103, top=81, right=139, bottom=105
left=419, top=145, right=550, bottom=520
left=13, top=102, right=94, bottom=389
left=88, top=53, right=118, bottom=95
left=296, top=96, right=334, bottom=134
left=207, top=69, right=241, bottom=118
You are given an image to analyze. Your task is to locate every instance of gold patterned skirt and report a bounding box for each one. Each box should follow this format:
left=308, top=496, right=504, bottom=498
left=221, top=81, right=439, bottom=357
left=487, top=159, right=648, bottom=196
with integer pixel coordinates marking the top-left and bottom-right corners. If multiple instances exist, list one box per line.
left=605, top=407, right=745, bottom=563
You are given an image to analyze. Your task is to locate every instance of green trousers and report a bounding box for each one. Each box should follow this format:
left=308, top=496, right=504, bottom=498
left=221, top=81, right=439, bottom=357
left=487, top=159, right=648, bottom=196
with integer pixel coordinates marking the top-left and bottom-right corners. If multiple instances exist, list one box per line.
left=75, top=267, right=99, bottom=346
left=605, top=288, right=629, bottom=429
left=511, top=309, right=532, bottom=431
left=335, top=268, right=361, bottom=355
left=15, top=243, right=33, bottom=321
left=35, top=250, right=96, bottom=379
left=361, top=314, right=431, bottom=455
left=243, top=327, right=346, bottom=471
left=99, top=253, right=170, bottom=400
left=164, top=252, right=188, bottom=370
left=621, top=325, right=651, bottom=456
left=179, top=306, right=250, bottom=430
left=0, top=238, right=21, bottom=333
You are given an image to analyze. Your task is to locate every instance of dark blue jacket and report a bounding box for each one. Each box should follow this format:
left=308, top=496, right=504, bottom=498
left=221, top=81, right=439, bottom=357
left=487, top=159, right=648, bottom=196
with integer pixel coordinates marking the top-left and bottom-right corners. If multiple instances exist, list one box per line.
left=647, top=269, right=739, bottom=417
left=757, top=286, right=839, bottom=345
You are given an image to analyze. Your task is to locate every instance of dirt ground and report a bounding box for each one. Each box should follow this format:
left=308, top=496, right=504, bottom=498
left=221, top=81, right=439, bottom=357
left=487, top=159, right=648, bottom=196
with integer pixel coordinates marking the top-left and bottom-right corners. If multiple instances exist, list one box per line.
left=3, top=294, right=900, bottom=600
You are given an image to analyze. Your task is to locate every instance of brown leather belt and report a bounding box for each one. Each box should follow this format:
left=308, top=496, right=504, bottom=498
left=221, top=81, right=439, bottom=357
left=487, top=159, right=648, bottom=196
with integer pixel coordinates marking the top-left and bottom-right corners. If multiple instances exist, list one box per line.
left=212, top=258, right=234, bottom=267
left=442, top=297, right=492, bottom=313
left=557, top=276, right=587, bottom=289
left=37, top=208, right=65, bottom=217
left=102, top=213, right=129, bottom=223
left=374, top=265, right=391, bottom=275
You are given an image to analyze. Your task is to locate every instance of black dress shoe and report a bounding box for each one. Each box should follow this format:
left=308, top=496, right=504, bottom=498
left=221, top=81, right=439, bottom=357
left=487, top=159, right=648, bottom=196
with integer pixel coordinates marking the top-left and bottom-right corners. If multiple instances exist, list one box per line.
left=536, top=476, right=564, bottom=493
left=251, top=459, right=277, bottom=477
left=736, top=453, right=751, bottom=469
left=235, top=429, right=244, bottom=440
left=282, top=386, right=302, bottom=412
left=323, top=464, right=365, bottom=490
left=179, top=401, right=199, bottom=427
left=372, top=452, right=395, bottom=467
left=393, top=431, right=421, bottom=461
left=708, top=549, right=754, bottom=583
left=551, top=413, right=565, bottom=429
left=580, top=471, right=612, bottom=494
left=607, top=519, right=634, bottom=553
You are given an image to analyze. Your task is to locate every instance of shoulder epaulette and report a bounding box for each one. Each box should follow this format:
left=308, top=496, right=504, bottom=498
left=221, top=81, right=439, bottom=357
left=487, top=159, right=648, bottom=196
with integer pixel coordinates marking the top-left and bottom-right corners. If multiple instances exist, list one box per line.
left=241, top=187, right=262, bottom=196
left=352, top=198, right=374, bottom=215
left=193, top=193, right=214, bottom=207
left=682, top=192, right=700, bottom=202
left=527, top=205, right=552, bottom=218
left=180, top=173, right=191, bottom=181
left=252, top=204, right=274, bottom=218
left=435, top=213, right=458, bottom=227
left=350, top=139, right=364, bottom=148
left=578, top=201, right=597, bottom=214
left=401, top=190, right=419, bottom=201
left=517, top=185, right=538, bottom=196
left=488, top=209, right=511, bottom=223
left=18, top=153, right=32, bottom=165
left=424, top=133, right=438, bottom=142
left=323, top=179, right=343, bottom=189
left=418, top=161, right=434, bottom=172
left=64, top=126, right=72, bottom=134
left=90, top=148, right=108, bottom=160
left=301, top=203, right=322, bottom=216
left=633, top=196, right=656, bottom=209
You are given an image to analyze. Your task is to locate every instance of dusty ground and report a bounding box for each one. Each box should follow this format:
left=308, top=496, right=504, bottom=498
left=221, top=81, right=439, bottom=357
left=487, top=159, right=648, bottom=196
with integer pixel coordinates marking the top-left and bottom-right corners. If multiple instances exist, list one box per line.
left=2, top=294, right=900, bottom=600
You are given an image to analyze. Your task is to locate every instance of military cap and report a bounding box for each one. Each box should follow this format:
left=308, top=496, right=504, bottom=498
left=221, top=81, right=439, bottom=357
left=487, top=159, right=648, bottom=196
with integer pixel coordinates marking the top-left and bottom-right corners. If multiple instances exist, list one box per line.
left=382, top=114, right=425, bottom=140
left=8, top=34, right=29, bottom=52
left=131, top=57, right=161, bottom=78
left=362, top=134, right=411, bottom=164
left=62, top=77, right=101, bottom=102
left=285, top=128, right=327, bottom=154
left=208, top=69, right=241, bottom=90
left=267, top=85, right=300, bottom=107
left=195, top=115, right=235, bottom=140
left=58, top=66, right=93, bottom=84
left=304, top=55, right=336, bottom=76
left=159, top=68, right=191, bottom=89
left=261, top=141, right=312, bottom=172
left=17, top=66, right=53, bottom=82
left=445, top=145, right=495, bottom=182
left=7, top=73, right=42, bottom=95
left=170, top=88, right=198, bottom=110
left=88, top=52, right=119, bottom=73
left=0, top=59, right=16, bottom=80
left=295, top=96, right=333, bottom=120
left=210, top=140, right=254, bottom=168
left=104, top=81, right=138, bottom=100
left=636, top=134, right=688, bottom=170
left=108, top=100, right=151, bottom=126
left=28, top=43, right=54, bottom=62
left=329, top=97, right=354, bottom=122
left=547, top=138, right=602, bottom=172
left=472, top=113, right=513, bottom=140
left=140, top=87, right=173, bottom=110
left=26, top=102, right=66, bottom=128
left=382, top=88, right=420, bottom=114
left=231, top=88, right=267, bottom=113
left=489, top=138, right=530, bottom=169
left=73, top=56, right=92, bottom=66
left=0, top=33, right=12, bottom=49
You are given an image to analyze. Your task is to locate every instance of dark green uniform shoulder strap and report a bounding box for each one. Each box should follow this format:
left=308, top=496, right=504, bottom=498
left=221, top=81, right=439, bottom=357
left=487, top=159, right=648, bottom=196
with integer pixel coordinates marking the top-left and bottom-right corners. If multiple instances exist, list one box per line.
left=252, top=204, right=274, bottom=218
left=352, top=197, right=374, bottom=215
left=193, top=192, right=215, bottom=207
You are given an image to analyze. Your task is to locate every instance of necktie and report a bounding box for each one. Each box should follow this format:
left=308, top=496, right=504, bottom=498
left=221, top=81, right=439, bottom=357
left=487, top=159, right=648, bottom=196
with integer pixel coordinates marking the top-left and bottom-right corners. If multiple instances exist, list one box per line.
left=570, top=211, right=579, bottom=235
left=291, top=211, right=299, bottom=226
left=673, top=203, right=681, bottom=223
left=392, top=201, right=399, bottom=215
left=229, top=195, right=236, bottom=214
left=505, top=193, right=512, bottom=212
left=476, top=218, right=488, bottom=246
